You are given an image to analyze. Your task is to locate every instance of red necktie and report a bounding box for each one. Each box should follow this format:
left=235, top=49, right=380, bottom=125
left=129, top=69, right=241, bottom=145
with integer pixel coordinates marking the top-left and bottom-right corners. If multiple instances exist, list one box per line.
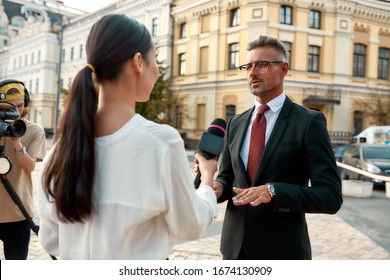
left=247, top=104, right=269, bottom=184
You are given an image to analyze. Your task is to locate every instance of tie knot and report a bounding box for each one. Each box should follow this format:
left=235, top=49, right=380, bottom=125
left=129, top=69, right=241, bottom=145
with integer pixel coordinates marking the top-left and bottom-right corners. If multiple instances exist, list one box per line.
left=257, top=104, right=269, bottom=115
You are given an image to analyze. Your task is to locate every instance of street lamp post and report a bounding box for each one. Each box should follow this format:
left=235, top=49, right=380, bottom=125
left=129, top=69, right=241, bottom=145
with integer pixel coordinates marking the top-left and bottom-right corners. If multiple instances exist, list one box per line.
left=53, top=17, right=63, bottom=140
left=44, top=1, right=65, bottom=140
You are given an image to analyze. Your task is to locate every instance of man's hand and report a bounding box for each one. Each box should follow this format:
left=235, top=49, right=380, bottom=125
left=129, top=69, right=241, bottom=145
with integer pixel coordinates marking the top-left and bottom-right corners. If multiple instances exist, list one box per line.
left=232, top=185, right=271, bottom=206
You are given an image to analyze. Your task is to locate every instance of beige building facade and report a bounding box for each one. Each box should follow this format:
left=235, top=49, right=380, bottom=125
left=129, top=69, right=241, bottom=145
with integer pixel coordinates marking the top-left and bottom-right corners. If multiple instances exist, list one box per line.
left=170, top=0, right=390, bottom=144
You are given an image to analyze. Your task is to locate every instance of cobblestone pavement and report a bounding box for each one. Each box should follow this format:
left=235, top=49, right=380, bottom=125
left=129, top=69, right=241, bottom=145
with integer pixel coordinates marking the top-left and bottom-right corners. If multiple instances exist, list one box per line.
left=1, top=202, right=390, bottom=260
left=1, top=140, right=390, bottom=260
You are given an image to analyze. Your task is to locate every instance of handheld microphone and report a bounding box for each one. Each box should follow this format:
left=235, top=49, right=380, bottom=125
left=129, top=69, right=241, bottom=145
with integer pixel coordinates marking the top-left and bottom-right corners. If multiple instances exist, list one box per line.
left=194, top=118, right=226, bottom=189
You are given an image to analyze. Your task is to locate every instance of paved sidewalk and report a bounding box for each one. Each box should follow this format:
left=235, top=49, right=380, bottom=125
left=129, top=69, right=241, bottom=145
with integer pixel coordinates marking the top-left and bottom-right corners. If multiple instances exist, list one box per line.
left=1, top=139, right=390, bottom=260
left=1, top=202, right=390, bottom=260
left=172, top=205, right=390, bottom=260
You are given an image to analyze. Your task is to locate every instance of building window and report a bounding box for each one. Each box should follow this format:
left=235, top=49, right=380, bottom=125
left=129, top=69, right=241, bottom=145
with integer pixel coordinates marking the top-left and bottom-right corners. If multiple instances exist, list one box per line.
left=309, top=10, right=321, bottom=29
left=308, top=45, right=320, bottom=72
left=152, top=17, right=158, bottom=37
left=280, top=6, right=292, bottom=25
left=378, top=47, right=389, bottom=80
left=353, top=44, right=366, bottom=77
left=230, top=8, right=240, bottom=27
left=35, top=78, right=39, bottom=94
left=179, top=53, right=186, bottom=76
left=180, top=23, right=186, bottom=39
left=79, top=44, right=83, bottom=59
left=201, top=14, right=210, bottom=33
left=70, top=47, right=74, bottom=60
left=228, top=43, right=239, bottom=69
left=282, top=41, right=292, bottom=68
left=31, top=52, right=34, bottom=65
left=38, top=50, right=41, bottom=62
left=199, top=47, right=209, bottom=73
left=226, top=105, right=236, bottom=121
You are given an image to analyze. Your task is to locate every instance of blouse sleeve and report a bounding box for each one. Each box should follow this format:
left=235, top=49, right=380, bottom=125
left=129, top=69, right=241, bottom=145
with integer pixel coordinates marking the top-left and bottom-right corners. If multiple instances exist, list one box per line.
left=162, top=137, right=218, bottom=240
left=37, top=148, right=59, bottom=256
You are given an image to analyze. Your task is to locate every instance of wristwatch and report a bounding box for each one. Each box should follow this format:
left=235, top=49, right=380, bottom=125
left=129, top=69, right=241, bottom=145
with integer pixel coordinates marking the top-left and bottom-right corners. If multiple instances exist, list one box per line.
left=267, top=183, right=276, bottom=199
left=14, top=146, right=26, bottom=155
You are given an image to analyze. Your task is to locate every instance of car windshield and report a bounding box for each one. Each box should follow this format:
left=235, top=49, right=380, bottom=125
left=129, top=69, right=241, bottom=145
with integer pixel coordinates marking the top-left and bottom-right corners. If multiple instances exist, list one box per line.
left=362, top=146, right=390, bottom=160
left=333, top=145, right=350, bottom=154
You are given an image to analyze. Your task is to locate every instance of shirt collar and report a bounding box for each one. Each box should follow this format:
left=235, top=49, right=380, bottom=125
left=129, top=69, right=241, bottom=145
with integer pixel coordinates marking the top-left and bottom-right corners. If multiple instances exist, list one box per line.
left=253, top=92, right=286, bottom=115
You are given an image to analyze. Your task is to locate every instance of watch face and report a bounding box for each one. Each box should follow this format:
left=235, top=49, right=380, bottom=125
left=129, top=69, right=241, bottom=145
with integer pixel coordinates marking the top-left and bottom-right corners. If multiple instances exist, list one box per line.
left=269, top=185, right=275, bottom=196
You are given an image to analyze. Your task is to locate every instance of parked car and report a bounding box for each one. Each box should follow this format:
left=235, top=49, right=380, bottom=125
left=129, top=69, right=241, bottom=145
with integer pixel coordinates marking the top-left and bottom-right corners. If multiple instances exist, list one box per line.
left=340, top=143, right=390, bottom=185
left=332, top=144, right=352, bottom=162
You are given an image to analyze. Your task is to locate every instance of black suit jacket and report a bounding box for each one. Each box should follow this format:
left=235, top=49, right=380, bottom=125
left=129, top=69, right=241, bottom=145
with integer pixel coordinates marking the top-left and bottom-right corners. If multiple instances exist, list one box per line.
left=216, top=96, right=343, bottom=260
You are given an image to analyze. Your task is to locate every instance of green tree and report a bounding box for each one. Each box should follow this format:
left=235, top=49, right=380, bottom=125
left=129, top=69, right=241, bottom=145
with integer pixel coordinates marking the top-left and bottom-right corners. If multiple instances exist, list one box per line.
left=355, top=92, right=390, bottom=125
left=60, top=61, right=179, bottom=125
left=136, top=61, right=179, bottom=125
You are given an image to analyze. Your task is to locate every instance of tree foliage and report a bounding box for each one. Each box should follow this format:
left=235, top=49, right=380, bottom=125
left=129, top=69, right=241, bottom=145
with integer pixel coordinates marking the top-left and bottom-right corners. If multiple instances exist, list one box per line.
left=136, top=61, right=180, bottom=125
left=61, top=61, right=181, bottom=126
left=355, top=92, right=390, bottom=125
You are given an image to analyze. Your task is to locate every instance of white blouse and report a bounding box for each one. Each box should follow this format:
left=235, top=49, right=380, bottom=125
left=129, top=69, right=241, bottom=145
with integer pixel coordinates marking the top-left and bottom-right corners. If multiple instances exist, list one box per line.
left=38, top=114, right=218, bottom=259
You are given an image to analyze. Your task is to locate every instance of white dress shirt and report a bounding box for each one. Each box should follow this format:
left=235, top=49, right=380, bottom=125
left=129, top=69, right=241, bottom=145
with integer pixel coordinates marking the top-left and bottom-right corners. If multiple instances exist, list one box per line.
left=240, top=93, right=286, bottom=170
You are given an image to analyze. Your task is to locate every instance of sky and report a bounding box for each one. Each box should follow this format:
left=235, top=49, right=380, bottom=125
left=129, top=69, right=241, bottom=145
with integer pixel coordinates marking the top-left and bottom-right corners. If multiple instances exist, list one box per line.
left=63, top=0, right=116, bottom=12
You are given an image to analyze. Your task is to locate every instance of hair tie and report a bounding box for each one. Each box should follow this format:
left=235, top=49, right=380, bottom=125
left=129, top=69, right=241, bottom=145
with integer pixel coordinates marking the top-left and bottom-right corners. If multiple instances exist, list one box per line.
left=86, top=63, right=95, bottom=73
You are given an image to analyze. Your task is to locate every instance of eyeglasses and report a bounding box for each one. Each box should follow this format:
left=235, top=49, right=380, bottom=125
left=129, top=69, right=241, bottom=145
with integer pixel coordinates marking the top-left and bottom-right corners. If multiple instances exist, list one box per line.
left=238, top=60, right=284, bottom=74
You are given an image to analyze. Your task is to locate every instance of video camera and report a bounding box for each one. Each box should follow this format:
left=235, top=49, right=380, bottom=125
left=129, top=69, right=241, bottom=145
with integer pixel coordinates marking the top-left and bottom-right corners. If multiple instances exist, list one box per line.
left=0, top=94, right=26, bottom=138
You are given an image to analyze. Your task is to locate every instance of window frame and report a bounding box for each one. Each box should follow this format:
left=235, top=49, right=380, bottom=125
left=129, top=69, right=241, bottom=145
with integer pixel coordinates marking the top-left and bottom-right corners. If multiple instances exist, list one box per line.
left=353, top=44, right=366, bottom=77
left=180, top=23, right=186, bottom=39
left=309, top=10, right=321, bottom=29
left=308, top=45, right=320, bottom=72
left=378, top=47, right=389, bottom=80
left=280, top=5, right=293, bottom=25
left=230, top=8, right=240, bottom=27
left=228, top=43, right=239, bottom=70
left=178, top=53, right=186, bottom=76
left=225, top=105, right=236, bottom=121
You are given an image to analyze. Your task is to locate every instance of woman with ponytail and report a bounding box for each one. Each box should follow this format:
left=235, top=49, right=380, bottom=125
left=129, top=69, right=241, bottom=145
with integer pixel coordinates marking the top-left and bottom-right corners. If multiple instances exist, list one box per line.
left=38, top=14, right=218, bottom=260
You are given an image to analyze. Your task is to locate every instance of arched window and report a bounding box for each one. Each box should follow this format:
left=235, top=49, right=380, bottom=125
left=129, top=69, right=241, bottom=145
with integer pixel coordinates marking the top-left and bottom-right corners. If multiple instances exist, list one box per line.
left=11, top=16, right=25, bottom=28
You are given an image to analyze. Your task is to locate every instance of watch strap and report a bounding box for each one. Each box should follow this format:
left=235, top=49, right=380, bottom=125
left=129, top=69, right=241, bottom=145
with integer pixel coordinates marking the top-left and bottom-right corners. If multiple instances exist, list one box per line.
left=267, top=183, right=275, bottom=198
left=14, top=146, right=26, bottom=155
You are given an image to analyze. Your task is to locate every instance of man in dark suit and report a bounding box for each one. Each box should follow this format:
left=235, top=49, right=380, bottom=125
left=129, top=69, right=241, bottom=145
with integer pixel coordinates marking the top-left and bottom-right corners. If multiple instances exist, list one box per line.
left=212, top=35, right=343, bottom=260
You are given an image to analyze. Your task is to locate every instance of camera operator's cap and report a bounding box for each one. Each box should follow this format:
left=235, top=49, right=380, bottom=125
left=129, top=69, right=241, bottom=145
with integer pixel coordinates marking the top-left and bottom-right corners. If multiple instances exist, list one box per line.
left=0, top=82, right=25, bottom=102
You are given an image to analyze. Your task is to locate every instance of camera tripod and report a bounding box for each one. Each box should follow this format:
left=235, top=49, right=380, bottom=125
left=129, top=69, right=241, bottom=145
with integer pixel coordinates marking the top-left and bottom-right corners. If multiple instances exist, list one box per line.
left=0, top=163, right=56, bottom=260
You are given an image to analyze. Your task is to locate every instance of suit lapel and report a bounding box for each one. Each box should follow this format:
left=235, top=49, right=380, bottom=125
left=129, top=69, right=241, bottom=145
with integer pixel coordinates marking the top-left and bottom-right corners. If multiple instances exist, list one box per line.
left=235, top=107, right=254, bottom=154
left=253, top=97, right=293, bottom=183
left=231, top=107, right=254, bottom=186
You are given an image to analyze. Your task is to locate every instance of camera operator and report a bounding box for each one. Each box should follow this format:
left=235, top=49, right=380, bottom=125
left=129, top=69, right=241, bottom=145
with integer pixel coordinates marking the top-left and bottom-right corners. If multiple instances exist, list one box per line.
left=0, top=80, right=46, bottom=260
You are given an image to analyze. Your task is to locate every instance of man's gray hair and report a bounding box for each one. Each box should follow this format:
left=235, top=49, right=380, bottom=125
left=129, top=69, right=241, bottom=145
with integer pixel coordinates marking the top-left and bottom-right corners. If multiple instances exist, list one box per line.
left=247, top=35, right=288, bottom=60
